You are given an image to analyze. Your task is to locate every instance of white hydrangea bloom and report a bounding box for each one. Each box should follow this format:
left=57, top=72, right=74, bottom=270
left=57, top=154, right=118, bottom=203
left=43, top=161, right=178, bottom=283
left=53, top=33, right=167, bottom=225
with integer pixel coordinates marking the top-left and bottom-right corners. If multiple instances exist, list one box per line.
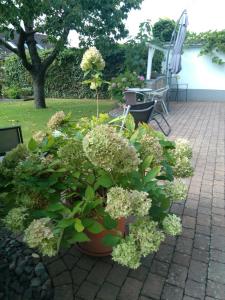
left=139, top=134, right=163, bottom=165
left=105, top=187, right=151, bottom=219
left=80, top=47, right=105, bottom=72
left=130, top=218, right=165, bottom=256
left=164, top=179, right=188, bottom=201
left=47, top=111, right=66, bottom=131
left=24, top=218, right=57, bottom=256
left=173, top=156, right=193, bottom=178
left=4, top=207, right=28, bottom=233
left=33, top=131, right=46, bottom=143
left=175, top=138, right=192, bottom=159
left=83, top=125, right=140, bottom=174
left=112, top=237, right=141, bottom=269
left=162, top=214, right=182, bottom=236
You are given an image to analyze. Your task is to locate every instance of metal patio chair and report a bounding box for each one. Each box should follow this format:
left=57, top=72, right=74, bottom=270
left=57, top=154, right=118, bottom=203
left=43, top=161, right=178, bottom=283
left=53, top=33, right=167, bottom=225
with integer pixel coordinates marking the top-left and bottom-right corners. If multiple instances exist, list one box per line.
left=0, top=125, right=23, bottom=156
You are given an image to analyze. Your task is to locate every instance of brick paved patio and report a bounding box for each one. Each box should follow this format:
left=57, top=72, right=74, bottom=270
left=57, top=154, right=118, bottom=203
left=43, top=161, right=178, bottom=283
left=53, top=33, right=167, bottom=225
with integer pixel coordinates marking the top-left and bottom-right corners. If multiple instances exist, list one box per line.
left=45, top=101, right=225, bottom=300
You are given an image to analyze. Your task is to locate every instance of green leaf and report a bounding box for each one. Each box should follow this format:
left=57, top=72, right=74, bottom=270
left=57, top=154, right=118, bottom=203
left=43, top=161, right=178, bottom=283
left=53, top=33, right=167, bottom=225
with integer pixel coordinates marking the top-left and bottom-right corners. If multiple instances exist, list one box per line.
left=144, top=166, right=161, bottom=183
left=102, top=234, right=122, bottom=247
left=69, top=232, right=90, bottom=243
left=85, top=186, right=95, bottom=201
left=74, top=218, right=84, bottom=232
left=28, top=138, right=38, bottom=151
left=57, top=218, right=74, bottom=229
left=47, top=203, right=65, bottom=212
left=142, top=155, right=153, bottom=170
left=97, top=175, right=113, bottom=188
left=87, top=220, right=104, bottom=234
left=103, top=215, right=118, bottom=230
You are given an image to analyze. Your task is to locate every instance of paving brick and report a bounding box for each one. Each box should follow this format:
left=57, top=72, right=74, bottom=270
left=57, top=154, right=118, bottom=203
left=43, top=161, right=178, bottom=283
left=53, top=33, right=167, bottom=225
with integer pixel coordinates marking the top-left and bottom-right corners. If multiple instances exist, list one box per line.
left=47, top=259, right=67, bottom=277
left=212, top=226, right=225, bottom=237
left=193, top=234, right=210, bottom=251
left=188, top=260, right=207, bottom=283
left=182, top=216, right=196, bottom=229
left=149, top=259, right=169, bottom=277
left=97, top=282, right=120, bottom=300
left=183, top=208, right=197, bottom=217
left=185, top=279, right=205, bottom=300
left=118, top=277, right=142, bottom=300
left=206, top=280, right=225, bottom=300
left=161, top=284, right=184, bottom=300
left=167, top=263, right=188, bottom=288
left=77, top=255, right=97, bottom=271
left=198, top=206, right=211, bottom=215
left=142, top=273, right=165, bottom=299
left=106, top=264, right=129, bottom=286
left=54, top=284, right=73, bottom=300
left=53, top=271, right=72, bottom=286
left=196, top=224, right=211, bottom=236
left=211, top=234, right=225, bottom=251
left=155, top=244, right=174, bottom=263
left=208, top=261, right=225, bottom=284
left=77, top=281, right=99, bottom=300
left=197, top=213, right=211, bottom=226
left=87, top=261, right=112, bottom=285
left=71, top=266, right=88, bottom=286
left=164, top=235, right=177, bottom=246
left=176, top=237, right=193, bottom=255
left=183, top=296, right=198, bottom=300
left=210, top=249, right=225, bottom=263
left=173, top=252, right=191, bottom=267
left=192, top=248, right=209, bottom=263
left=62, top=254, right=79, bottom=270
left=129, top=265, right=149, bottom=281
left=141, top=254, right=154, bottom=267
left=182, top=228, right=195, bottom=239
left=212, top=214, right=225, bottom=227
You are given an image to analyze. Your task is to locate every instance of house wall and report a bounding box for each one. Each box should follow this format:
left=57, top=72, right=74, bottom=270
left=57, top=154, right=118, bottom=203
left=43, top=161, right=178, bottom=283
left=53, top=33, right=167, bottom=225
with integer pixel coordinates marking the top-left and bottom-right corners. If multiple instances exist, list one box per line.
left=177, top=47, right=225, bottom=101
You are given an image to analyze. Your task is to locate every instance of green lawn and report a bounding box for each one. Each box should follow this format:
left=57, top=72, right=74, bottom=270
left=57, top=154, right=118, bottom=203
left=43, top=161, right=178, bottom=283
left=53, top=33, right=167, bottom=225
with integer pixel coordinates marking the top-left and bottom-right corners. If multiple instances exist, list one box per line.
left=0, top=98, right=116, bottom=142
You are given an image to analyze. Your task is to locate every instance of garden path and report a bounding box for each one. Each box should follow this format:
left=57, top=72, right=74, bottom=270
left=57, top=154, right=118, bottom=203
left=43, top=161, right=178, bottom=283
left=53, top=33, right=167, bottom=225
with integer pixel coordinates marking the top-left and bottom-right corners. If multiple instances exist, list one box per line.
left=45, top=101, right=225, bottom=300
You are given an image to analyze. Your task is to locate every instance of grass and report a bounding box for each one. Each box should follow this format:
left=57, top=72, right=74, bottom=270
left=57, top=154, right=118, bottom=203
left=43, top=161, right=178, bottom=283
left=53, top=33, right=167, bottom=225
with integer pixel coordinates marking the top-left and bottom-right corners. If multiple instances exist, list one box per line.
left=0, top=98, right=116, bottom=142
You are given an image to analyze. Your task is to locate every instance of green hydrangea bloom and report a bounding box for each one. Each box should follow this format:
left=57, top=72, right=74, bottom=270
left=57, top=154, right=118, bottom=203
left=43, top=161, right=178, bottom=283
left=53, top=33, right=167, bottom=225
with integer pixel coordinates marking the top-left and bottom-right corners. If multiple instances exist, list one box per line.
left=4, top=207, right=28, bottom=233
left=164, top=179, right=188, bottom=201
left=24, top=218, right=57, bottom=257
left=2, top=144, right=28, bottom=170
left=106, top=187, right=151, bottom=219
left=80, top=47, right=105, bottom=72
left=83, top=125, right=140, bottom=173
left=112, top=237, right=141, bottom=269
left=130, top=218, right=165, bottom=256
left=139, top=134, right=163, bottom=165
left=162, top=214, right=182, bottom=236
left=175, top=138, right=192, bottom=159
left=173, top=156, right=193, bottom=178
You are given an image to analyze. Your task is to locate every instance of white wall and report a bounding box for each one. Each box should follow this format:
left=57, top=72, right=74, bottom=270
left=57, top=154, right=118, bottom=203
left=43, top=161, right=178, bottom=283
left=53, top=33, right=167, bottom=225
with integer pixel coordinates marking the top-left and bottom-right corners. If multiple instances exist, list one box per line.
left=178, top=47, right=225, bottom=90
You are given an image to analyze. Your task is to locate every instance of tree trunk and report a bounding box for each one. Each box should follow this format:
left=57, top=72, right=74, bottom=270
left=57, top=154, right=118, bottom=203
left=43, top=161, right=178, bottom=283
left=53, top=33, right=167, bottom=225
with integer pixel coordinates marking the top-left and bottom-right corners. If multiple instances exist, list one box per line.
left=32, top=74, right=46, bottom=109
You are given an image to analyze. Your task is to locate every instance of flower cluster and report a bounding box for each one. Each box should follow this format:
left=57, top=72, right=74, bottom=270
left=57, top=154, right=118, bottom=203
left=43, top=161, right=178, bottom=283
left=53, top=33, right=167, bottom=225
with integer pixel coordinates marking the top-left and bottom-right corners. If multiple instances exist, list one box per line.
left=139, top=134, right=163, bottom=165
left=129, top=218, right=165, bottom=256
left=112, top=237, right=141, bottom=269
left=175, top=138, right=192, bottom=159
left=24, top=218, right=57, bottom=256
left=106, top=187, right=151, bottom=219
left=33, top=131, right=46, bottom=143
left=80, top=47, right=105, bottom=72
left=112, top=217, right=165, bottom=269
left=83, top=125, right=140, bottom=173
left=4, top=207, right=28, bottom=233
left=164, top=179, right=188, bottom=201
left=47, top=111, right=66, bottom=131
left=162, top=214, right=182, bottom=236
left=173, top=156, right=193, bottom=178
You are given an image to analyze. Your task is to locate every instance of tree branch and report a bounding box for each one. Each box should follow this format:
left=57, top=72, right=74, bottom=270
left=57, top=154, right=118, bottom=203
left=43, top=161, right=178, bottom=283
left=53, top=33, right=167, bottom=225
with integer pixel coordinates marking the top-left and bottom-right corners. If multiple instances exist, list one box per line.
left=17, top=29, right=33, bottom=71
left=0, top=37, right=18, bottom=55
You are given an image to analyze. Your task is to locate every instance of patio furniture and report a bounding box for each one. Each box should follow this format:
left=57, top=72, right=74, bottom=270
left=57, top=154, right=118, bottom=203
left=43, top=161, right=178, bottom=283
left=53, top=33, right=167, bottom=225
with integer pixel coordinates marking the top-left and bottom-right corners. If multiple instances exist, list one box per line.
left=0, top=125, right=23, bottom=156
left=168, top=75, right=188, bottom=102
left=148, top=86, right=169, bottom=114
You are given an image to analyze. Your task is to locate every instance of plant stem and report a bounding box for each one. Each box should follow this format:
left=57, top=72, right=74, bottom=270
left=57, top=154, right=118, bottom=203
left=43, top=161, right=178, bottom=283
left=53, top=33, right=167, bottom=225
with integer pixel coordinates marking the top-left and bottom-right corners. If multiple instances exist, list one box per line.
left=96, top=89, right=99, bottom=118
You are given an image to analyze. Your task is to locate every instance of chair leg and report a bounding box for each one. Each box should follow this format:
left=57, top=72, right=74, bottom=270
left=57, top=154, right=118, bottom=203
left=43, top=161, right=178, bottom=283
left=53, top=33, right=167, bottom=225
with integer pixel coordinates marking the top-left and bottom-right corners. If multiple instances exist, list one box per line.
left=151, top=113, right=171, bottom=136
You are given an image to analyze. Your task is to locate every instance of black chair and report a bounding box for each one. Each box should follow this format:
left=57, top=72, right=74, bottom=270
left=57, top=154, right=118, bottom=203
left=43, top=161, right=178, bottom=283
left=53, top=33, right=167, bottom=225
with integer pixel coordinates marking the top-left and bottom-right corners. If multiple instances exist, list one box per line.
left=0, top=126, right=23, bottom=156
left=129, top=101, right=171, bottom=136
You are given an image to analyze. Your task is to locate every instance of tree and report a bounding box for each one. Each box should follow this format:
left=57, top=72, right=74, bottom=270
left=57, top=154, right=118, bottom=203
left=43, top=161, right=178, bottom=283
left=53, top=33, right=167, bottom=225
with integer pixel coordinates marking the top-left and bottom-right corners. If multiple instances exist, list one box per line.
left=152, top=18, right=176, bottom=43
left=0, top=0, right=143, bottom=108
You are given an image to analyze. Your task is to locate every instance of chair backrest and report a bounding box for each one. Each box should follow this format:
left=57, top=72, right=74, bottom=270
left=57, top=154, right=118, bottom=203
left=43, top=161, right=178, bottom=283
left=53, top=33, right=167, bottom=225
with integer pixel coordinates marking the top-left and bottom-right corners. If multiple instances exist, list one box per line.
left=0, top=126, right=23, bottom=155
left=129, top=101, right=156, bottom=127
left=124, top=91, right=145, bottom=105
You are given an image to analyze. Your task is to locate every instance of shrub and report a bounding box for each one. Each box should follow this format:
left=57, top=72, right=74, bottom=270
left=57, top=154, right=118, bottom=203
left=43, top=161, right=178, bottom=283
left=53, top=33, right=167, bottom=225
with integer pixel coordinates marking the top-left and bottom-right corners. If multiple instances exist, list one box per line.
left=2, top=86, right=22, bottom=99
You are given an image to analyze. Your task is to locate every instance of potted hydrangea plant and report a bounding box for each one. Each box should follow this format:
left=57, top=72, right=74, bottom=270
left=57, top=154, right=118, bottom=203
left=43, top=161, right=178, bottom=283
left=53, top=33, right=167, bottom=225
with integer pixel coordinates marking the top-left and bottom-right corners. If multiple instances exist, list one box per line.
left=1, top=110, right=193, bottom=269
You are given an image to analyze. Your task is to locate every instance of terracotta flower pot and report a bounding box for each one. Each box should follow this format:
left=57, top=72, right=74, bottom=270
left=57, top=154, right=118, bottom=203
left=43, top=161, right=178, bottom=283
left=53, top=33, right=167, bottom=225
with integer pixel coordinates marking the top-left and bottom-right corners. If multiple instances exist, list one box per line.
left=77, top=217, right=126, bottom=257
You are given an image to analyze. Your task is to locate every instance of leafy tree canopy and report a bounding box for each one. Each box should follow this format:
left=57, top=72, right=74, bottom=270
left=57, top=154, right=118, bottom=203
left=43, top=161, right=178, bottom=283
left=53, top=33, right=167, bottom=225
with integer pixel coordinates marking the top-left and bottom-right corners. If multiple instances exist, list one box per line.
left=152, top=18, right=176, bottom=43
